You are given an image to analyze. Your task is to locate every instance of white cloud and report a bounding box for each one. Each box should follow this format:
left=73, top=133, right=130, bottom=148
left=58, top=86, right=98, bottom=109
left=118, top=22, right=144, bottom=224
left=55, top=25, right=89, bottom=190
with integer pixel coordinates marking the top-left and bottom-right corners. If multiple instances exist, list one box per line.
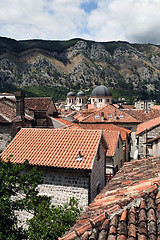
left=0, top=0, right=160, bottom=44
left=86, top=0, right=160, bottom=44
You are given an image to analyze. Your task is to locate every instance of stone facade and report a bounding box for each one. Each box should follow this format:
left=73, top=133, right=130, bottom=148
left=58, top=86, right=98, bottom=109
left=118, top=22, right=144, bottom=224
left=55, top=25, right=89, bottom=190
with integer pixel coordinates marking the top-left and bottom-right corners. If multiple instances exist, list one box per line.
left=0, top=121, right=31, bottom=153
left=106, top=136, right=124, bottom=176
left=38, top=167, right=89, bottom=209
left=148, top=137, right=160, bottom=157
left=115, top=123, right=138, bottom=160
left=0, top=124, right=12, bottom=153
left=137, top=125, right=160, bottom=159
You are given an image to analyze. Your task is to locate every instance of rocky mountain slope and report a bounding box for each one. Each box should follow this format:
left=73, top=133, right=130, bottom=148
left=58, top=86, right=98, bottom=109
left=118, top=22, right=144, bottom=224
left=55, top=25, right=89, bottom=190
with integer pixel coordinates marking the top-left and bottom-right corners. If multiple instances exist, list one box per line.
left=0, top=37, right=160, bottom=102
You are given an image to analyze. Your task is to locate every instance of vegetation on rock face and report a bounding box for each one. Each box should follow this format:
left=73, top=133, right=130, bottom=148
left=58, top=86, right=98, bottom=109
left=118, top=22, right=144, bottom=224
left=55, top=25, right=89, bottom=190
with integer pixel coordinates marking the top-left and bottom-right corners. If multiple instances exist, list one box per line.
left=0, top=156, right=80, bottom=240
left=0, top=37, right=160, bottom=103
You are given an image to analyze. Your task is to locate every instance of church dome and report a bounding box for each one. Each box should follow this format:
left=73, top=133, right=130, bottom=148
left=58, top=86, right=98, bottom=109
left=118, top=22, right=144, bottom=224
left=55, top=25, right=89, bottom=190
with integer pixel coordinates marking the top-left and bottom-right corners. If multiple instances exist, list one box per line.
left=67, top=91, right=75, bottom=97
left=77, top=90, right=85, bottom=97
left=91, top=85, right=112, bottom=97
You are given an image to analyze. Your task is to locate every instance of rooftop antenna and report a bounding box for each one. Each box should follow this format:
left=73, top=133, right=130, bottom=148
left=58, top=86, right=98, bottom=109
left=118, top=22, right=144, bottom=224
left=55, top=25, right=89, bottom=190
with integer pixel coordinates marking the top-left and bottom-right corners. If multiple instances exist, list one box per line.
left=76, top=150, right=83, bottom=161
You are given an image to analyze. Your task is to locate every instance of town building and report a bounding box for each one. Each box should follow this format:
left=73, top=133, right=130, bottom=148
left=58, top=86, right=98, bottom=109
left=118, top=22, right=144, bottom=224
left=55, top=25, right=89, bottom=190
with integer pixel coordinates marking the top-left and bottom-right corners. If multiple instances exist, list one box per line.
left=147, top=135, right=160, bottom=157
left=90, top=85, right=112, bottom=108
left=136, top=116, right=160, bottom=159
left=135, top=100, right=155, bottom=110
left=77, top=104, right=140, bottom=160
left=1, top=128, right=108, bottom=210
left=0, top=91, right=58, bottom=152
left=65, top=85, right=112, bottom=110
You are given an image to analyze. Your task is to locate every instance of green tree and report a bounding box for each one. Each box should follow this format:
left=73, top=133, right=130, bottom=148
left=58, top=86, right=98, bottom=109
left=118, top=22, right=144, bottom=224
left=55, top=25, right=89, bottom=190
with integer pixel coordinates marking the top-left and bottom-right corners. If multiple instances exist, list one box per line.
left=0, top=156, right=42, bottom=240
left=27, top=197, right=81, bottom=240
left=0, top=156, right=81, bottom=240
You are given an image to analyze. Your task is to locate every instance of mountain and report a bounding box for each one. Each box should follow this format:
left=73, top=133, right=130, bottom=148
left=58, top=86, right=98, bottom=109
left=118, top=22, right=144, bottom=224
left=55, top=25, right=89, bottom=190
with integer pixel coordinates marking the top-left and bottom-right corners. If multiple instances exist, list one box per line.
left=0, top=36, right=160, bottom=103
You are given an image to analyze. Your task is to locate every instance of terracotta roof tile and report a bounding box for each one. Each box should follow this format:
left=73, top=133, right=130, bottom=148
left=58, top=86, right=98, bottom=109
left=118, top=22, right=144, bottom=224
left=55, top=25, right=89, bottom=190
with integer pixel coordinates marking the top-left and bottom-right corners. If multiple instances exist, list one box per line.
left=122, top=109, right=160, bottom=122
left=0, top=101, right=32, bottom=123
left=136, top=116, right=160, bottom=135
left=79, top=123, right=131, bottom=141
left=60, top=156, right=160, bottom=239
left=79, top=105, right=140, bottom=124
left=25, top=97, right=55, bottom=111
left=1, top=128, right=106, bottom=170
left=151, top=105, right=160, bottom=110
left=103, top=131, right=120, bottom=157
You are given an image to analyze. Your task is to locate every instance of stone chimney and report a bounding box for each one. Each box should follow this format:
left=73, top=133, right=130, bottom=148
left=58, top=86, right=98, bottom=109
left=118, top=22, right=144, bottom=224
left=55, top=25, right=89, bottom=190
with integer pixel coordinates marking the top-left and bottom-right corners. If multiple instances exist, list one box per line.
left=15, top=91, right=25, bottom=119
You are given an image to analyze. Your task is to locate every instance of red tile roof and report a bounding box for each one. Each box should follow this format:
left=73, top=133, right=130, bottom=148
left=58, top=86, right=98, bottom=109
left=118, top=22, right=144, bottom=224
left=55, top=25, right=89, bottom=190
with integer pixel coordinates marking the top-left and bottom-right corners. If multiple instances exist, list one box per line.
left=122, top=109, right=160, bottom=122
left=60, top=156, right=160, bottom=239
left=52, top=117, right=73, bottom=126
left=0, top=102, right=33, bottom=123
left=79, top=123, right=131, bottom=141
left=1, top=128, right=107, bottom=170
left=79, top=105, right=140, bottom=123
left=24, top=97, right=56, bottom=111
left=7, top=97, right=56, bottom=112
left=136, top=116, right=160, bottom=135
left=103, top=131, right=120, bottom=157
left=151, top=105, right=160, bottom=110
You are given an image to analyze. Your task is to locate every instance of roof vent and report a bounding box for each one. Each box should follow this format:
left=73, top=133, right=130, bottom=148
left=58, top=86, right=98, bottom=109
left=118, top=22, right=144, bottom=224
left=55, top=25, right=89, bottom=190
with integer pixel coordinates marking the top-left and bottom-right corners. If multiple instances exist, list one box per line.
left=76, top=150, right=83, bottom=161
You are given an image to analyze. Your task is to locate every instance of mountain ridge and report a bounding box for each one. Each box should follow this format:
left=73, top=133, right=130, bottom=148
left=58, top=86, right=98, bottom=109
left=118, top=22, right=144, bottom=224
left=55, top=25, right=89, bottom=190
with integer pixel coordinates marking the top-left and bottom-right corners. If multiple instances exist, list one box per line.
left=0, top=36, right=160, bottom=103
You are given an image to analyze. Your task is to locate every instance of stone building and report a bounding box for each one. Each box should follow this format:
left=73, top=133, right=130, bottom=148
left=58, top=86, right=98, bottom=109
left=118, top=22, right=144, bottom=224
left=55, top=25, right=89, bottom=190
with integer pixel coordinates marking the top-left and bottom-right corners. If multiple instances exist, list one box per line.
left=0, top=91, right=58, bottom=152
left=147, top=135, right=160, bottom=157
left=136, top=116, right=160, bottom=159
left=90, top=85, right=112, bottom=108
left=65, top=85, right=112, bottom=110
left=0, top=92, right=33, bottom=152
left=1, top=128, right=108, bottom=209
left=78, top=104, right=140, bottom=161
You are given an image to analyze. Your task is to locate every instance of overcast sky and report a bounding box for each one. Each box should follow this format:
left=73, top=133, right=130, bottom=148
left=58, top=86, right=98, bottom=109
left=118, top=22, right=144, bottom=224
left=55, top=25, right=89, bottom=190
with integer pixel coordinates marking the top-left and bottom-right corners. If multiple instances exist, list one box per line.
left=0, top=0, right=160, bottom=44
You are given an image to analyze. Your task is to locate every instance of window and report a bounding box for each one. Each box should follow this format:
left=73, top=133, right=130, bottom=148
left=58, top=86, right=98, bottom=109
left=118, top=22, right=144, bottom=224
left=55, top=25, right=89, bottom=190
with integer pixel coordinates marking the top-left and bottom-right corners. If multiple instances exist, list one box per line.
left=108, top=114, right=112, bottom=118
left=117, top=141, right=119, bottom=149
left=99, top=99, right=102, bottom=102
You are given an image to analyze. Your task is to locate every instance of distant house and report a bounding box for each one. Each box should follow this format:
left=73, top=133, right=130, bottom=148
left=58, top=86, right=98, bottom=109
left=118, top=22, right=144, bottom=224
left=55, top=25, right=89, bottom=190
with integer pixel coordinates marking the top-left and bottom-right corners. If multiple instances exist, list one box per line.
left=77, top=104, right=140, bottom=160
left=1, top=128, right=108, bottom=209
left=0, top=92, right=58, bottom=127
left=0, top=91, right=58, bottom=152
left=0, top=92, right=33, bottom=152
left=103, top=131, right=124, bottom=177
left=136, top=116, right=160, bottom=159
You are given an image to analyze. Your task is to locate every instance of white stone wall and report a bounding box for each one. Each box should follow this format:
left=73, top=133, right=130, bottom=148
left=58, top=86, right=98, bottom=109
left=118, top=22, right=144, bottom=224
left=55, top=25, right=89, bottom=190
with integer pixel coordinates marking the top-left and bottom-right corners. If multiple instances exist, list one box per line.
left=117, top=123, right=138, bottom=160
left=90, top=143, right=106, bottom=203
left=38, top=167, right=89, bottom=209
left=149, top=138, right=160, bottom=156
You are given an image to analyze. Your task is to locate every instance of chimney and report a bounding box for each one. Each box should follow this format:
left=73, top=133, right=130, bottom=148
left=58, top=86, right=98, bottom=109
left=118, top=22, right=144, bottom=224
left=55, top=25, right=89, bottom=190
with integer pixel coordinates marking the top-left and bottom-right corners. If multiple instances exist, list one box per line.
left=15, top=91, right=25, bottom=119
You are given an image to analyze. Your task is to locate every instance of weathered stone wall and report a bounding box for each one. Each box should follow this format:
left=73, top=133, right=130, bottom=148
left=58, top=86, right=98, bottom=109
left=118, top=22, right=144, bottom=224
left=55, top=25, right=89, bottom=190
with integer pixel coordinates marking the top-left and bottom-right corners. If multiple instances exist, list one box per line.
left=138, top=125, right=160, bottom=158
left=90, top=143, right=106, bottom=203
left=0, top=124, right=12, bottom=152
left=38, top=167, right=89, bottom=209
